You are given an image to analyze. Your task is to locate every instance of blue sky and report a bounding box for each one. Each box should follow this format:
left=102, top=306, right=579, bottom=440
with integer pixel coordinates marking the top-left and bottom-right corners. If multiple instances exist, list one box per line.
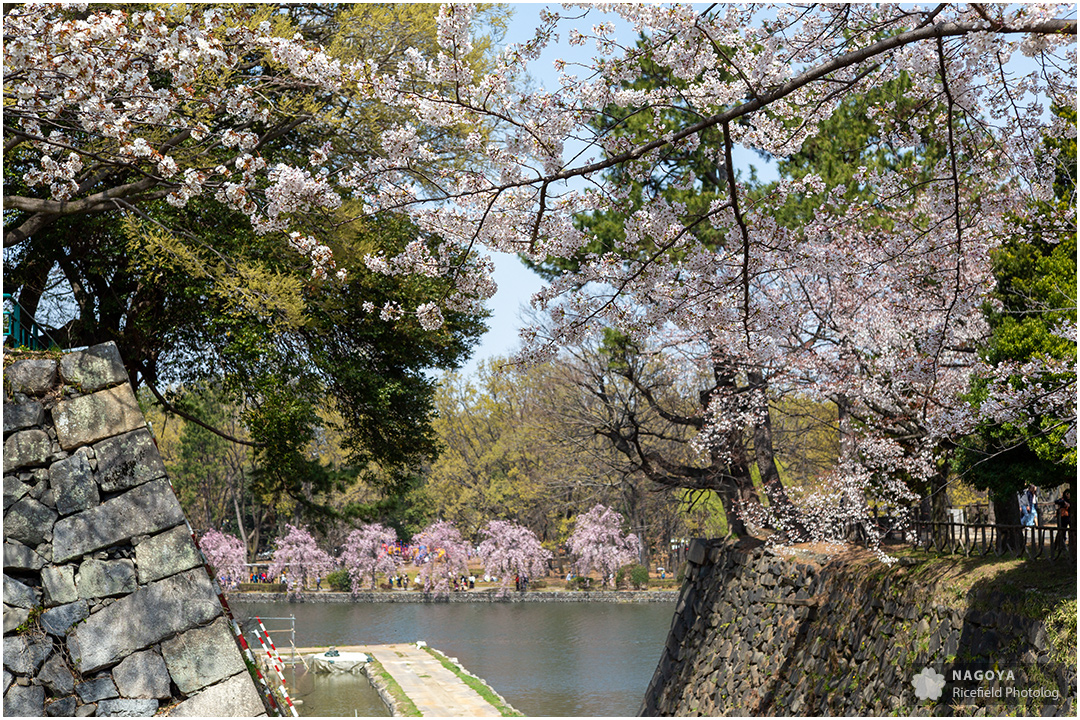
left=458, top=4, right=778, bottom=375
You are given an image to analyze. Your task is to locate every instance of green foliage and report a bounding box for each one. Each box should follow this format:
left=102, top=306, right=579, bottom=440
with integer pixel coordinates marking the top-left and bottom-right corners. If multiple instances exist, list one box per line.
left=325, top=569, right=351, bottom=592
left=764, top=73, right=943, bottom=229
left=1045, top=598, right=1077, bottom=667
left=955, top=106, right=1077, bottom=498
left=2, top=5, right=502, bottom=528
left=527, top=50, right=734, bottom=279
left=14, top=606, right=43, bottom=636
left=616, top=563, right=650, bottom=590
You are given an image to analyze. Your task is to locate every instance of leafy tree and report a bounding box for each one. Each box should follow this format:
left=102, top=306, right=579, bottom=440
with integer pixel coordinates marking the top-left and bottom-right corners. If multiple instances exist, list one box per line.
left=567, top=504, right=642, bottom=588
left=3, top=4, right=493, bottom=522
left=429, top=355, right=696, bottom=560
left=340, top=523, right=401, bottom=593
left=955, top=106, right=1077, bottom=525
left=268, top=524, right=336, bottom=595
left=476, top=520, right=552, bottom=593
left=165, top=385, right=252, bottom=533
left=199, top=528, right=248, bottom=591
left=412, top=520, right=471, bottom=595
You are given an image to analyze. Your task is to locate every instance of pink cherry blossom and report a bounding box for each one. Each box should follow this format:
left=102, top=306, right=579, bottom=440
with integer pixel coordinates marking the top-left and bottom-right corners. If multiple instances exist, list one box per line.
left=199, top=528, right=247, bottom=591
left=340, top=523, right=401, bottom=593
left=567, top=504, right=642, bottom=587
left=268, top=524, right=336, bottom=595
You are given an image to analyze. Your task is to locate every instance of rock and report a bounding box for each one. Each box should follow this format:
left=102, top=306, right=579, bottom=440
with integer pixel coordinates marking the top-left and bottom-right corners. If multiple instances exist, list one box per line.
left=3, top=429, right=52, bottom=473
left=3, top=574, right=39, bottom=609
left=75, top=702, right=97, bottom=716
left=161, top=617, right=246, bottom=694
left=94, top=430, right=167, bottom=493
left=77, top=559, right=136, bottom=599
left=75, top=677, right=118, bottom=703
left=52, top=385, right=145, bottom=451
left=2, top=670, right=9, bottom=694
left=95, top=698, right=159, bottom=716
left=2, top=544, right=43, bottom=569
left=3, top=635, right=53, bottom=675
left=4, top=495, right=57, bottom=546
left=67, top=568, right=221, bottom=673
left=3, top=401, right=44, bottom=434
left=111, top=651, right=171, bottom=700
left=44, top=696, right=77, bottom=717
left=59, top=343, right=128, bottom=393
left=134, top=525, right=201, bottom=584
left=41, top=599, right=89, bottom=637
left=38, top=652, right=75, bottom=695
left=3, top=475, right=30, bottom=510
left=167, top=672, right=266, bottom=717
left=42, top=565, right=78, bottom=607
left=5, top=359, right=58, bottom=396
left=3, top=683, right=46, bottom=717
left=49, top=453, right=100, bottom=516
left=52, top=480, right=187, bottom=563
left=3, top=605, right=30, bottom=634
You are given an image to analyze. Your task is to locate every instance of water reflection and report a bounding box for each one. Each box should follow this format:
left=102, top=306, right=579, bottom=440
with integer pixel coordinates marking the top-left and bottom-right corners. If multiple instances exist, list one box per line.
left=233, top=600, right=675, bottom=717
left=281, top=664, right=389, bottom=717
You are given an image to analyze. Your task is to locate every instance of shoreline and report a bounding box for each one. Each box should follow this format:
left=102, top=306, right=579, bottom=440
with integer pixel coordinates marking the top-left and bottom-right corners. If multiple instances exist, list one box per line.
left=228, top=589, right=678, bottom=603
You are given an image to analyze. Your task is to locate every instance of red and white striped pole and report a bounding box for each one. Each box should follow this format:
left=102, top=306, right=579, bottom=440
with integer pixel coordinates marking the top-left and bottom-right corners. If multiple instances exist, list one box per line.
left=187, top=525, right=283, bottom=716
left=256, top=616, right=286, bottom=671
left=255, top=621, right=298, bottom=717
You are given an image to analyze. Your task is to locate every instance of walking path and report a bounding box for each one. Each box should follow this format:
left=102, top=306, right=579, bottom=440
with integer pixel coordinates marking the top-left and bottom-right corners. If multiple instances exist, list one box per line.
left=292, top=643, right=511, bottom=717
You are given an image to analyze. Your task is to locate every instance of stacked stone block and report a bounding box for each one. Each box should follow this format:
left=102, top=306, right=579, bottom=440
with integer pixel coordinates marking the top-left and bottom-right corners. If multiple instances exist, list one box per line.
left=3, top=343, right=266, bottom=717
left=640, top=537, right=1075, bottom=716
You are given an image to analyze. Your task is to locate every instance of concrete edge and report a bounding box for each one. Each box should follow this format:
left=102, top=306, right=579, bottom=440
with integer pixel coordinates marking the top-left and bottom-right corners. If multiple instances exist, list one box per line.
left=228, top=589, right=678, bottom=604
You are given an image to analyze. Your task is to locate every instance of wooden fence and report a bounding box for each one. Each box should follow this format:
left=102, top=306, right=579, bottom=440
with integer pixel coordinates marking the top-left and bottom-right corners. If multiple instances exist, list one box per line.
left=911, top=519, right=1075, bottom=560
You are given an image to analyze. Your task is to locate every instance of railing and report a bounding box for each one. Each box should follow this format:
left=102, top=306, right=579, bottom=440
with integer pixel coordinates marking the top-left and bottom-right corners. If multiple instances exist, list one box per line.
left=911, top=519, right=1075, bottom=560
left=3, top=294, right=53, bottom=350
left=245, top=615, right=298, bottom=665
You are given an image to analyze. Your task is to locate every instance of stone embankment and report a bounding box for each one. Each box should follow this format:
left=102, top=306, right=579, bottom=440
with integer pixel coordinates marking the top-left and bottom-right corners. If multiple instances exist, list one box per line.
left=4, top=344, right=266, bottom=717
left=640, top=537, right=1076, bottom=716
left=233, top=589, right=676, bottom=603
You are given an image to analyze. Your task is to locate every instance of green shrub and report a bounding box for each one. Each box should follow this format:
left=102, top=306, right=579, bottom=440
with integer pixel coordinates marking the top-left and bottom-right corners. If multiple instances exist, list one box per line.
left=326, top=569, right=351, bottom=592
left=616, top=564, right=650, bottom=589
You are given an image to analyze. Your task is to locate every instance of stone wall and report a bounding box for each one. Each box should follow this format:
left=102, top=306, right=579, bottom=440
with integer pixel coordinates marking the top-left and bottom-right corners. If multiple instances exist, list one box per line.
left=3, top=344, right=267, bottom=717
left=640, top=537, right=1075, bottom=716
left=232, top=589, right=677, bottom=604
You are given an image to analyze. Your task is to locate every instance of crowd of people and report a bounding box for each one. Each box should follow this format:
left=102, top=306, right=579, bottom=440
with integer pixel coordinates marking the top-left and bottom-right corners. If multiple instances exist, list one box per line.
left=248, top=571, right=286, bottom=584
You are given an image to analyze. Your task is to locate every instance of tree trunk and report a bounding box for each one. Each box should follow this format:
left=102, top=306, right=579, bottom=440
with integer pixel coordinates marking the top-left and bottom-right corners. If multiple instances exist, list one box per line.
left=928, top=470, right=951, bottom=547
left=233, top=494, right=250, bottom=562
left=991, top=491, right=1023, bottom=554
left=747, top=369, right=806, bottom=539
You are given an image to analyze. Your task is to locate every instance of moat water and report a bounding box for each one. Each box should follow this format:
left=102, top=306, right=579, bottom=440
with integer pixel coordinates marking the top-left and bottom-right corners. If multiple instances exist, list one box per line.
left=232, top=600, right=677, bottom=716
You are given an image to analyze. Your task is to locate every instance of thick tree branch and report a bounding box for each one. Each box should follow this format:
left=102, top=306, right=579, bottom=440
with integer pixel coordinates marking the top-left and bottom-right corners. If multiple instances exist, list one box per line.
left=141, top=374, right=266, bottom=448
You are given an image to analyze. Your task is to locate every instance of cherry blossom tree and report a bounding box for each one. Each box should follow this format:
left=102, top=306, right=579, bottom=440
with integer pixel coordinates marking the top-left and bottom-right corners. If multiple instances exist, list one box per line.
left=567, top=504, right=643, bottom=587
left=268, top=524, right=336, bottom=595
left=340, top=523, right=401, bottom=593
left=4, top=4, right=345, bottom=276
left=412, top=520, right=470, bottom=595
left=7, top=3, right=1076, bottom=553
left=476, top=519, right=552, bottom=593
left=199, top=528, right=248, bottom=591
left=344, top=3, right=1073, bottom=555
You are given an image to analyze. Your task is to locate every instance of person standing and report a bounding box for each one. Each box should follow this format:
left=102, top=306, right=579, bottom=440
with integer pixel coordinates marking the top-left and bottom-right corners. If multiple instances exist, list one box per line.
left=1020, top=485, right=1038, bottom=526
left=1055, top=490, right=1072, bottom=549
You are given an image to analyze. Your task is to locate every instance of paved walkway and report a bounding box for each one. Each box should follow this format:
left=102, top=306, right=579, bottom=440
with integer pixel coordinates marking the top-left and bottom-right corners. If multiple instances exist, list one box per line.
left=293, top=643, right=506, bottom=717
